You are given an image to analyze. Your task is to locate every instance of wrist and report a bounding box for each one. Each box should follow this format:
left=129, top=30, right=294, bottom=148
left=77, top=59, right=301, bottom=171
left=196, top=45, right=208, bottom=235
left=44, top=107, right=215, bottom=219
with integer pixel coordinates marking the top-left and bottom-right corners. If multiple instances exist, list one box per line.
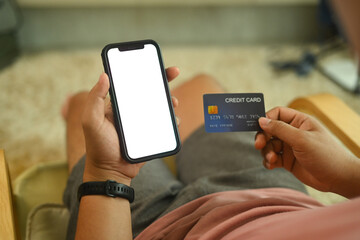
left=78, top=180, right=134, bottom=203
left=83, top=158, right=132, bottom=186
left=332, top=155, right=360, bottom=198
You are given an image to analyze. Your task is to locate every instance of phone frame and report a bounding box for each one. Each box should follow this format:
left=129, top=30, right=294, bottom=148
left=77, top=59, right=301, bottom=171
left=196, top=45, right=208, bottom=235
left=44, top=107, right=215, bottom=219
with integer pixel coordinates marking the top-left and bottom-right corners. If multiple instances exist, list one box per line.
left=101, top=39, right=181, bottom=163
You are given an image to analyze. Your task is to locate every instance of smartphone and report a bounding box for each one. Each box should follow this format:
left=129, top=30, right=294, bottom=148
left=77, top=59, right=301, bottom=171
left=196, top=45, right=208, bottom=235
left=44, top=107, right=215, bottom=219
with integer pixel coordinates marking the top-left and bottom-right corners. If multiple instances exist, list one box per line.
left=101, top=40, right=181, bottom=163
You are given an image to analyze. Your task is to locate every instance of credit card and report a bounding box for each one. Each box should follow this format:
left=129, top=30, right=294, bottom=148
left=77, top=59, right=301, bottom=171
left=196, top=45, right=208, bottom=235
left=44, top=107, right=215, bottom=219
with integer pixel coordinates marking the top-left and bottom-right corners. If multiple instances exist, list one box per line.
left=203, top=93, right=266, bottom=132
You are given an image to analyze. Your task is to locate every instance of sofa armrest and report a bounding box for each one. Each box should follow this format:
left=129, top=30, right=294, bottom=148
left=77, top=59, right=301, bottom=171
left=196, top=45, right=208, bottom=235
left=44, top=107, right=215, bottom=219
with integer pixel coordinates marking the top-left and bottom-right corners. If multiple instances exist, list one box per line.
left=0, top=149, right=18, bottom=240
left=288, top=93, right=360, bottom=158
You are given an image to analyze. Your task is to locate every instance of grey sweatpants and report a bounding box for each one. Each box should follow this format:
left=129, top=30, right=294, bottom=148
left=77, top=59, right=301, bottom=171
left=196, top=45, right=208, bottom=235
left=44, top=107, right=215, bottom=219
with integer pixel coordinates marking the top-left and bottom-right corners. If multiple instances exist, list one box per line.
left=63, top=127, right=306, bottom=239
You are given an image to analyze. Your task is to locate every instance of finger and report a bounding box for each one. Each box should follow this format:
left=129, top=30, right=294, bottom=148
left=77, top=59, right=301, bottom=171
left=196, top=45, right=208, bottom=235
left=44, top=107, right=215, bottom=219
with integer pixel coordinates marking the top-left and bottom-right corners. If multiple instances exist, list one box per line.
left=258, top=117, right=303, bottom=147
left=82, top=73, right=110, bottom=129
left=166, top=67, right=180, bottom=82
left=255, top=132, right=282, bottom=151
left=261, top=142, right=283, bottom=169
left=266, top=152, right=283, bottom=169
left=269, top=153, right=284, bottom=169
left=258, top=117, right=274, bottom=142
left=263, top=152, right=283, bottom=170
left=172, top=96, right=179, bottom=108
left=271, top=139, right=283, bottom=153
left=261, top=142, right=277, bottom=163
left=259, top=139, right=282, bottom=155
left=266, top=107, right=309, bottom=128
left=254, top=132, right=267, bottom=149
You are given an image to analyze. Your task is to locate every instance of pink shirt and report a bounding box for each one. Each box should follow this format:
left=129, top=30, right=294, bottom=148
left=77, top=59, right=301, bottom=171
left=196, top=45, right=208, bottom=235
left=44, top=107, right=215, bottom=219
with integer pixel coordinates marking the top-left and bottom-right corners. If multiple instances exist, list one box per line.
left=135, top=188, right=360, bottom=240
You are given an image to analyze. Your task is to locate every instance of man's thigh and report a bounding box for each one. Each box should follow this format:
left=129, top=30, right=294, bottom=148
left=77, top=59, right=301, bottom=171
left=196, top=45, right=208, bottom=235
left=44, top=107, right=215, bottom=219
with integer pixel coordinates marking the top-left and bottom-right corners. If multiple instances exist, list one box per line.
left=176, top=126, right=306, bottom=193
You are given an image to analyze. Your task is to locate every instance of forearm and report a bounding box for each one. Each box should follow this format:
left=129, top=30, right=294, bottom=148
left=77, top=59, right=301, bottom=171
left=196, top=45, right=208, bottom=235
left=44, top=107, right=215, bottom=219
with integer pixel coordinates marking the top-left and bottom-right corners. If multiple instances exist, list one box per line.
left=75, top=161, right=133, bottom=240
left=75, top=195, right=132, bottom=240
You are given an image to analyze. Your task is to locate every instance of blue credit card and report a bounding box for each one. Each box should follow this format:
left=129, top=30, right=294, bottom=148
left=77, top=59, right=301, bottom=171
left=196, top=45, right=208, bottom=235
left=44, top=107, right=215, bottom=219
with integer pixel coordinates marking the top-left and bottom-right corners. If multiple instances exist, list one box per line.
left=203, top=93, right=266, bottom=132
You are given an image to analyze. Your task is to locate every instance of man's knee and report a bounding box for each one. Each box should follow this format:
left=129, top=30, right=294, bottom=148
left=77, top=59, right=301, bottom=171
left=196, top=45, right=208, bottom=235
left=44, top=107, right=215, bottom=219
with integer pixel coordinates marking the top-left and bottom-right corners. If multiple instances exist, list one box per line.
left=188, top=74, right=221, bottom=89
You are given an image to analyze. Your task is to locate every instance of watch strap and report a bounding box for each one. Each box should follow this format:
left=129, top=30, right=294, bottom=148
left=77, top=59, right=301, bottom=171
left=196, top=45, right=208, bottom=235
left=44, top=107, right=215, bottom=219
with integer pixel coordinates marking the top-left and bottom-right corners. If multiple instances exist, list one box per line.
left=78, top=180, right=134, bottom=203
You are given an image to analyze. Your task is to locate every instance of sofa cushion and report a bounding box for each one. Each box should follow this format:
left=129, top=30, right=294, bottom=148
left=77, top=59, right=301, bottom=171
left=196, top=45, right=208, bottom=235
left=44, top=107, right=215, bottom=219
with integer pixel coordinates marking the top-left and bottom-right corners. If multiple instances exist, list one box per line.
left=26, top=204, right=70, bottom=240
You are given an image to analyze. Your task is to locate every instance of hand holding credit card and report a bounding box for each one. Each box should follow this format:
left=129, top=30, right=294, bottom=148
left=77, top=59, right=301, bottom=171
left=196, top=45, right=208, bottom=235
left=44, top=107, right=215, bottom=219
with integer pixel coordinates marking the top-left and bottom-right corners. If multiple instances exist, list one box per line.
left=203, top=93, right=266, bottom=132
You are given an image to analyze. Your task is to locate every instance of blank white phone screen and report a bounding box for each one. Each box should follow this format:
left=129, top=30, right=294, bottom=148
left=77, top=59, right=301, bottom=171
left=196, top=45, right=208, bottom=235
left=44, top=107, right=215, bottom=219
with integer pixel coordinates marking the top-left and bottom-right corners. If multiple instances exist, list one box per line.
left=107, top=44, right=177, bottom=159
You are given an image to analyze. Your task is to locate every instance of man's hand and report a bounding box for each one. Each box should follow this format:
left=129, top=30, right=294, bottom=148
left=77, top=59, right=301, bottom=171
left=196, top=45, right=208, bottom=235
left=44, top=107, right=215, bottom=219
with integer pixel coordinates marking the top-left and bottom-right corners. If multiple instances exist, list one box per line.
left=255, top=107, right=360, bottom=198
left=81, top=67, right=180, bottom=185
left=75, top=67, right=180, bottom=240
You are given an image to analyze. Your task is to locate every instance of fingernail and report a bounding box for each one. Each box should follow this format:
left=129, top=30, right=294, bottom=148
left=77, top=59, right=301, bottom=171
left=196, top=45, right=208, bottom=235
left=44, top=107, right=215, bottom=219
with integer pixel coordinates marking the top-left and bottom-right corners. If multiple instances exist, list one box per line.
left=259, top=117, right=271, bottom=126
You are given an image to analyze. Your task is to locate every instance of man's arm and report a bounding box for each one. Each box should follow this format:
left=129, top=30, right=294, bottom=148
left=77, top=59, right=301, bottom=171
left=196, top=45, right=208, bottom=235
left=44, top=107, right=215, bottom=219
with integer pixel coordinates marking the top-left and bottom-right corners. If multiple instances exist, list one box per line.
left=76, top=168, right=133, bottom=240
left=74, top=74, right=136, bottom=240
left=255, top=107, right=360, bottom=199
left=75, top=68, right=180, bottom=239
left=77, top=197, right=132, bottom=239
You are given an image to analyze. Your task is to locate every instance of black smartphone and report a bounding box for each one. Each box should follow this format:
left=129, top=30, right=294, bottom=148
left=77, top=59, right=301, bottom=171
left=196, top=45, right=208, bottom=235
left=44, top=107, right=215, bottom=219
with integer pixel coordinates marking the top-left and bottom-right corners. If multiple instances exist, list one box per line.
left=101, top=40, right=181, bottom=163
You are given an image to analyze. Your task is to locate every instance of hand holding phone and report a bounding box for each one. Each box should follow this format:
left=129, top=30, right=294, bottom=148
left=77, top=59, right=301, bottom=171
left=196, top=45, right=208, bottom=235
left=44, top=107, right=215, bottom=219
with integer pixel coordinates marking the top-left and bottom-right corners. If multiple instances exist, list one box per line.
left=101, top=40, right=181, bottom=163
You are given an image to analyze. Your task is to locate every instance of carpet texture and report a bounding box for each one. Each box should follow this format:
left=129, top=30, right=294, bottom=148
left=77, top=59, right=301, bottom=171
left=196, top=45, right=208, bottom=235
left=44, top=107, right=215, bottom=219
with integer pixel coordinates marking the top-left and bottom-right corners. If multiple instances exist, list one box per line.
left=1, top=45, right=358, bottom=204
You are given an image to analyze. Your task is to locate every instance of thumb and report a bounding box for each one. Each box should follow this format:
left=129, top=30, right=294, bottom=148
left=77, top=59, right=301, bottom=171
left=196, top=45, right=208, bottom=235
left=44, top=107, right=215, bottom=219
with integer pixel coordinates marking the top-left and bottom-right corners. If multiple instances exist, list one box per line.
left=82, top=73, right=110, bottom=130
left=259, top=117, right=302, bottom=146
left=90, top=73, right=110, bottom=101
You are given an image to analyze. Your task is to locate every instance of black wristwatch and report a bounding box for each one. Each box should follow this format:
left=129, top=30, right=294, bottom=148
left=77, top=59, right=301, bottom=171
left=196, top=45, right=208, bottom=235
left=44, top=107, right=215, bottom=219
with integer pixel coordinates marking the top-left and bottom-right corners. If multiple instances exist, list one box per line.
left=77, top=180, right=134, bottom=203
